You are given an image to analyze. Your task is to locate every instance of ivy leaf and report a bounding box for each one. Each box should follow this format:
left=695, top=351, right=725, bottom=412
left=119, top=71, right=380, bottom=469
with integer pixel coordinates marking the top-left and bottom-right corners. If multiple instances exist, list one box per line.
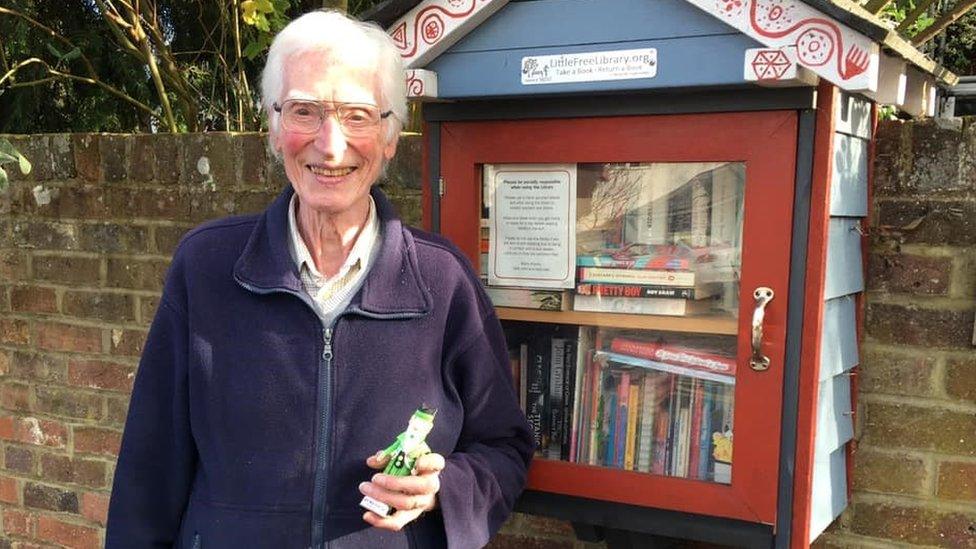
left=18, top=154, right=32, bottom=175
left=0, top=167, right=7, bottom=193
left=62, top=47, right=81, bottom=62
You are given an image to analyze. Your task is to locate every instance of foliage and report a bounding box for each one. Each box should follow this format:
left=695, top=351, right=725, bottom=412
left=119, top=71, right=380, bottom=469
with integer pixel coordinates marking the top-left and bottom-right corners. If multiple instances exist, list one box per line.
left=0, top=137, right=31, bottom=192
left=0, top=0, right=385, bottom=134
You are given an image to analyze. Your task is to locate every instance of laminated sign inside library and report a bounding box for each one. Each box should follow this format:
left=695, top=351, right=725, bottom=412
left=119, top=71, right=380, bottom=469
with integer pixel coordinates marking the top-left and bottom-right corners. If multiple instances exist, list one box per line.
left=366, top=0, right=959, bottom=546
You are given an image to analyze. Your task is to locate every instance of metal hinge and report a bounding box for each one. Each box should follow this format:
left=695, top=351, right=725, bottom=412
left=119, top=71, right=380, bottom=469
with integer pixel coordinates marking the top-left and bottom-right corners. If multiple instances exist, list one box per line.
left=438, top=177, right=445, bottom=197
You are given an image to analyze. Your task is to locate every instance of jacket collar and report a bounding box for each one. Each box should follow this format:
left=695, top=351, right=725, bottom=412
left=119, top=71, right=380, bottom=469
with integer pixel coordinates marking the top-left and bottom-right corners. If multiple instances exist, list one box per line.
left=234, top=185, right=431, bottom=317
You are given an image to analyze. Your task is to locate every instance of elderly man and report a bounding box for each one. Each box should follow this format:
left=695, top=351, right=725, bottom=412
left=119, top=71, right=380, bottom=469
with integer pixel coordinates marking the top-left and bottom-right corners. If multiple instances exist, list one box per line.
left=106, top=10, right=533, bottom=549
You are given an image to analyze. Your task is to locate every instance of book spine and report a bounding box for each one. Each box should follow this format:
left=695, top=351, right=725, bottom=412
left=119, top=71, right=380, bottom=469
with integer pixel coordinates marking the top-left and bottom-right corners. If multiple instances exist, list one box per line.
left=650, top=375, right=673, bottom=475
left=609, top=338, right=737, bottom=376
left=614, top=371, right=630, bottom=469
left=486, top=287, right=568, bottom=311
left=547, top=338, right=566, bottom=459
left=518, top=343, right=528, bottom=412
left=698, top=385, right=714, bottom=480
left=578, top=267, right=695, bottom=286
left=561, top=339, right=578, bottom=461
left=525, top=336, right=549, bottom=453
left=687, top=380, right=704, bottom=479
left=624, top=380, right=640, bottom=471
left=577, top=283, right=695, bottom=299
left=636, top=373, right=658, bottom=473
left=599, top=350, right=735, bottom=385
left=573, top=295, right=690, bottom=316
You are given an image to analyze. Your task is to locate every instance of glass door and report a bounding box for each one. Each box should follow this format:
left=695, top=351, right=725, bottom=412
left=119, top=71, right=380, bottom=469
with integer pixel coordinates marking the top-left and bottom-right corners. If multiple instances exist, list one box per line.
left=439, top=112, right=797, bottom=524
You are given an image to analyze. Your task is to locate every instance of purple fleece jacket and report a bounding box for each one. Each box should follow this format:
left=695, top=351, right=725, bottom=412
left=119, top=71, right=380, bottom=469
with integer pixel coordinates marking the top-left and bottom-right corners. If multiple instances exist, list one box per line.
left=105, top=186, right=534, bottom=548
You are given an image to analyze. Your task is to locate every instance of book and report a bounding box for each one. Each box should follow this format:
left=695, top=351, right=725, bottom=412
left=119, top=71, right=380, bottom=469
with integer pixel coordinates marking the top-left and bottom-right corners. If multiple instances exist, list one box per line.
left=650, top=375, right=674, bottom=475
left=609, top=337, right=737, bottom=377
left=576, top=282, right=719, bottom=300
left=624, top=380, right=640, bottom=471
left=573, top=294, right=714, bottom=316
left=525, top=336, right=550, bottom=453
left=547, top=338, right=567, bottom=459
left=687, top=380, right=704, bottom=479
left=576, top=244, right=709, bottom=270
left=600, top=350, right=735, bottom=385
left=613, top=371, right=630, bottom=468
left=568, top=328, right=593, bottom=462
left=561, top=338, right=578, bottom=460
left=486, top=287, right=571, bottom=311
left=636, top=373, right=660, bottom=473
left=577, top=267, right=696, bottom=286
left=519, top=343, right=528, bottom=412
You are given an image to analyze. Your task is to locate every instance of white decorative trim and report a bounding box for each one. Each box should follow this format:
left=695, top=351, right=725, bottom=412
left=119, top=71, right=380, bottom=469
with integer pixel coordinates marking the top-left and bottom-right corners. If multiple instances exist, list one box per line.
left=687, top=0, right=879, bottom=91
left=387, top=0, right=510, bottom=68
left=743, top=47, right=818, bottom=86
left=864, top=53, right=907, bottom=106
left=903, top=67, right=936, bottom=117
left=405, top=69, right=439, bottom=99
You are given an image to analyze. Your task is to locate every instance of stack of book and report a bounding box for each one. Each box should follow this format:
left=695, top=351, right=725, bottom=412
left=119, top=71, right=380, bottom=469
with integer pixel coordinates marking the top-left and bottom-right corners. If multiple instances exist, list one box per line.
left=569, top=336, right=735, bottom=483
left=574, top=244, right=728, bottom=316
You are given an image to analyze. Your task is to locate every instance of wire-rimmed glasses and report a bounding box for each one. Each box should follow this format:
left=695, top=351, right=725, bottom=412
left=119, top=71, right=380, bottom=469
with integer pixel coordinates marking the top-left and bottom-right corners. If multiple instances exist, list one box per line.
left=273, top=100, right=393, bottom=137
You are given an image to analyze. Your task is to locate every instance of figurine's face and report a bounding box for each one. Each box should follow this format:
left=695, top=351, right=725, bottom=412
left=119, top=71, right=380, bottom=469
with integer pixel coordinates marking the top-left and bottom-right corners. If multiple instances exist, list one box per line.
left=402, top=416, right=433, bottom=449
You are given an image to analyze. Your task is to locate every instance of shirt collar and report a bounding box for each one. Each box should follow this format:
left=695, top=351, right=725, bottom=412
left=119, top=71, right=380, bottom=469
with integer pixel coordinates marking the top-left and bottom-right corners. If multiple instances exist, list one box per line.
left=287, top=193, right=379, bottom=282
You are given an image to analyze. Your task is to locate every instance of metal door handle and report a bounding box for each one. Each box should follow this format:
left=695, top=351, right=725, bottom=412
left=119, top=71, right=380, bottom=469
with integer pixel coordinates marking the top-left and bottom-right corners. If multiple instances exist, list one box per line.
left=751, top=287, right=774, bottom=371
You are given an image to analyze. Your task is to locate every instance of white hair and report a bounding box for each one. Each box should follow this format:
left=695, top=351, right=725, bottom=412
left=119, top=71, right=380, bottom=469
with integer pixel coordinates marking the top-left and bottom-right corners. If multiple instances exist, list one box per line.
left=261, top=10, right=407, bottom=150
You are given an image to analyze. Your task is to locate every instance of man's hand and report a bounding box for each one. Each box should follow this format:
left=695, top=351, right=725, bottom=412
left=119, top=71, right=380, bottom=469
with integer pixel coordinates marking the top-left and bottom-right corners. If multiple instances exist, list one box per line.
left=360, top=452, right=445, bottom=531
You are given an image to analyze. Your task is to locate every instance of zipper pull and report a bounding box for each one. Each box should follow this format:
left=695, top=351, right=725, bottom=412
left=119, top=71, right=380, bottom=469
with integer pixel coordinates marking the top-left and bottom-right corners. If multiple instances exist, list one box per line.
left=323, top=328, right=333, bottom=361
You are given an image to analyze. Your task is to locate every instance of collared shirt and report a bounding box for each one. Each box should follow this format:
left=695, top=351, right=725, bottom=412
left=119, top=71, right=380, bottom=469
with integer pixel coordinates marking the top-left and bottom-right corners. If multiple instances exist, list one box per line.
left=287, top=194, right=379, bottom=323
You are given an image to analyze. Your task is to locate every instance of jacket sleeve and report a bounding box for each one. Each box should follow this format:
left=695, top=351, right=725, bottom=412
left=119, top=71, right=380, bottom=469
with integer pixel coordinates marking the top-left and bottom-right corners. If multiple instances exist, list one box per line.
left=437, top=307, right=535, bottom=549
left=105, top=288, right=196, bottom=547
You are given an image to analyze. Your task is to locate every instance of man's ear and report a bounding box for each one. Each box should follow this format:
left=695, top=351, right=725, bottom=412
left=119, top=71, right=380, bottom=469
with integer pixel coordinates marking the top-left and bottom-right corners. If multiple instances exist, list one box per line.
left=383, top=132, right=399, bottom=161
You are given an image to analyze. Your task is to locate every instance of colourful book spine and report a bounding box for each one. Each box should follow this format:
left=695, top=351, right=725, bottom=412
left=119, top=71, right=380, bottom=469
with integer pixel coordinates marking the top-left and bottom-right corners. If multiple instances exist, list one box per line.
left=576, top=283, right=701, bottom=300
left=687, top=380, right=704, bottom=480
left=614, top=371, right=631, bottom=469
left=624, top=381, right=640, bottom=471
left=578, top=267, right=696, bottom=286
left=636, top=374, right=658, bottom=473
left=651, top=375, right=675, bottom=475
left=697, top=385, right=714, bottom=480
left=604, top=392, right=618, bottom=467
left=609, top=337, right=737, bottom=376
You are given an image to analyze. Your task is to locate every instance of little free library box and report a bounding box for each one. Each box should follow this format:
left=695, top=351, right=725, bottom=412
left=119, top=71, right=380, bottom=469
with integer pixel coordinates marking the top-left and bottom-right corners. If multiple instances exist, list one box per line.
left=365, top=0, right=958, bottom=546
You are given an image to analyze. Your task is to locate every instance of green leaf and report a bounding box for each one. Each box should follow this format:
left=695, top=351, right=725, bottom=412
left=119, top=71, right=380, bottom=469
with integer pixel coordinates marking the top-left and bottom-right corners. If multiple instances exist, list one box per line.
left=18, top=154, right=32, bottom=175
left=46, top=43, right=64, bottom=59
left=242, top=40, right=263, bottom=60
left=0, top=167, right=7, bottom=192
left=62, top=47, right=81, bottom=62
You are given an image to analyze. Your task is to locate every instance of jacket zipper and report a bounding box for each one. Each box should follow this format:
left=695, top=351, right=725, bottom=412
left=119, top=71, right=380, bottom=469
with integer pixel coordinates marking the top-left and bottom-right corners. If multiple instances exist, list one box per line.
left=310, top=326, right=334, bottom=546
left=235, top=280, right=334, bottom=548
left=191, top=533, right=201, bottom=549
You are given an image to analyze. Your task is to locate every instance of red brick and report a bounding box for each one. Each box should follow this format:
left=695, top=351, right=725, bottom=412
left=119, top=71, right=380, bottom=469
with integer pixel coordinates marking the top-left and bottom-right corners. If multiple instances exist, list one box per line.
left=8, top=352, right=66, bottom=384
left=0, top=416, right=67, bottom=448
left=153, top=225, right=190, bottom=256
left=0, top=319, right=30, bottom=346
left=31, top=255, right=101, bottom=286
left=68, top=360, right=134, bottom=393
left=106, top=258, right=169, bottom=291
left=139, top=295, right=161, bottom=325
left=1, top=382, right=32, bottom=412
left=946, top=355, right=976, bottom=404
left=867, top=253, right=951, bottom=295
left=78, top=223, right=149, bottom=254
left=865, top=302, right=975, bottom=349
left=39, top=454, right=107, bottom=489
left=4, top=445, right=35, bottom=474
left=109, top=328, right=146, bottom=357
left=938, top=461, right=976, bottom=502
left=80, top=492, right=109, bottom=526
left=71, top=134, right=101, bottom=182
left=858, top=347, right=935, bottom=397
left=11, top=221, right=80, bottom=251
left=0, top=475, right=19, bottom=504
left=108, top=188, right=187, bottom=221
left=0, top=250, right=28, bottom=282
left=72, top=427, right=121, bottom=457
left=850, top=500, right=976, bottom=547
left=62, top=291, right=135, bottom=323
left=240, top=133, right=269, bottom=187
left=876, top=199, right=976, bottom=247
left=863, top=401, right=976, bottom=456
left=0, top=351, right=8, bottom=376
left=35, top=387, right=103, bottom=421
left=852, top=448, right=927, bottom=496
left=9, top=286, right=58, bottom=314
left=127, top=134, right=156, bottom=182
left=3, top=508, right=35, bottom=537
left=103, top=396, right=129, bottom=428
left=36, top=515, right=100, bottom=549
left=23, top=482, right=79, bottom=513
left=34, top=322, right=102, bottom=354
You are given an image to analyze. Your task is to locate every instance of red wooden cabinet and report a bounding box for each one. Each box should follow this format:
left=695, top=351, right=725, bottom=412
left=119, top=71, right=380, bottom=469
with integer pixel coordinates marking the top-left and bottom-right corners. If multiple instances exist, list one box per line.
left=433, top=111, right=800, bottom=528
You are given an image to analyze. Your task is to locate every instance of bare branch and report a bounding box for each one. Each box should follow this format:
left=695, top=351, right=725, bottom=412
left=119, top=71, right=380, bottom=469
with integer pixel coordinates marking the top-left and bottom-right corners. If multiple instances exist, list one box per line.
left=0, top=6, right=100, bottom=76
left=911, top=0, right=976, bottom=45
left=863, top=0, right=891, bottom=15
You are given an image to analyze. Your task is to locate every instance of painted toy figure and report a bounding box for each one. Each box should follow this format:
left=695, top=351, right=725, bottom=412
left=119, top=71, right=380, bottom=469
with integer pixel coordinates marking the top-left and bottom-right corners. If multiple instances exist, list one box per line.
left=360, top=406, right=436, bottom=515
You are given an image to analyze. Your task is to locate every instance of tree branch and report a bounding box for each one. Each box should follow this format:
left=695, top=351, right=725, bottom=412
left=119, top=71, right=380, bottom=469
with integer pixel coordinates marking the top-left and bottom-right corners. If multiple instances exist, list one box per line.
left=911, top=0, right=976, bottom=45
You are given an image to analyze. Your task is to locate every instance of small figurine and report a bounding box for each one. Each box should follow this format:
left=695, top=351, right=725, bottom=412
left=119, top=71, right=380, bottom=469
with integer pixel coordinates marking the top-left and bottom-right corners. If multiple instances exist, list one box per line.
left=359, top=405, right=436, bottom=516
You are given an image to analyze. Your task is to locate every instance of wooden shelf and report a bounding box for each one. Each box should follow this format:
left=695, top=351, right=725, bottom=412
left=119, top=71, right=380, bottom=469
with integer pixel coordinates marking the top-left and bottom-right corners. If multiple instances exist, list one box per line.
left=495, top=307, right=738, bottom=335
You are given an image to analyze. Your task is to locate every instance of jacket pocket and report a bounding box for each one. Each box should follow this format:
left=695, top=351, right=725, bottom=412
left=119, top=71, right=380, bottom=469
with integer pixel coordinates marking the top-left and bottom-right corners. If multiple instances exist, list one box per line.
left=191, top=533, right=201, bottom=549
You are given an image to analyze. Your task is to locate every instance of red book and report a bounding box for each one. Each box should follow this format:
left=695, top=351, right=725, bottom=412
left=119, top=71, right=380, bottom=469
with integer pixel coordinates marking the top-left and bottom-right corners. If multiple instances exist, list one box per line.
left=610, top=337, right=737, bottom=376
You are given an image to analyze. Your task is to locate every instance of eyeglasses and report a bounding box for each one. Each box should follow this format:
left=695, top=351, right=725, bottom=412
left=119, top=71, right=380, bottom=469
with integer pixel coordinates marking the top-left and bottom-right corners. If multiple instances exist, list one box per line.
left=273, top=100, right=393, bottom=137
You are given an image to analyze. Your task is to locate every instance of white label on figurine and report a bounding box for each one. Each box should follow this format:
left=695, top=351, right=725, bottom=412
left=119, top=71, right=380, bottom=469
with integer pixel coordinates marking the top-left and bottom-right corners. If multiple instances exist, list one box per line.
left=521, top=49, right=657, bottom=85
left=360, top=495, right=392, bottom=516
left=486, top=164, right=577, bottom=289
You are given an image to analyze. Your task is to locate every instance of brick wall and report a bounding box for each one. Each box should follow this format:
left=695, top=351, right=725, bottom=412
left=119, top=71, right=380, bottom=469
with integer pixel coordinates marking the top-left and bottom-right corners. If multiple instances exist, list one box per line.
left=814, top=119, right=976, bottom=548
left=0, top=121, right=972, bottom=548
left=0, top=133, right=421, bottom=548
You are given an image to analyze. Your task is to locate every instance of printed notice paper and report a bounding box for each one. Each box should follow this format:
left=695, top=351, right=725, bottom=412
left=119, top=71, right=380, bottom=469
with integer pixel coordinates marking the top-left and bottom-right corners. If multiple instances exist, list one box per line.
left=487, top=164, right=577, bottom=289
left=521, top=49, right=657, bottom=85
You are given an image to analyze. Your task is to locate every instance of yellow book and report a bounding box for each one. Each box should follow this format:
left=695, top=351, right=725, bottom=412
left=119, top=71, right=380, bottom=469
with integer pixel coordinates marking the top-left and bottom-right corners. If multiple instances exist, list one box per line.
left=624, top=382, right=640, bottom=470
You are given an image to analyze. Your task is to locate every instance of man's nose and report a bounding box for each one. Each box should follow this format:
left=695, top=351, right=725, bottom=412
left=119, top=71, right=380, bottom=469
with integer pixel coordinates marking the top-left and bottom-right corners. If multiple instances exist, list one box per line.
left=314, top=115, right=347, bottom=160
